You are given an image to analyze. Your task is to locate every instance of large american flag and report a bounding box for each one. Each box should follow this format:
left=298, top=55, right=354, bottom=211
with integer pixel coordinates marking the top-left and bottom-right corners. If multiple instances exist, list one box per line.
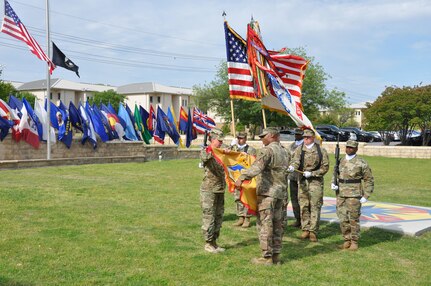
left=1, top=0, right=55, bottom=73
left=223, top=21, right=257, bottom=101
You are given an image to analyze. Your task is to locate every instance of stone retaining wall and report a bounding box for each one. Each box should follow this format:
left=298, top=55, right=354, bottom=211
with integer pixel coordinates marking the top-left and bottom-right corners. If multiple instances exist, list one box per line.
left=1, top=137, right=429, bottom=170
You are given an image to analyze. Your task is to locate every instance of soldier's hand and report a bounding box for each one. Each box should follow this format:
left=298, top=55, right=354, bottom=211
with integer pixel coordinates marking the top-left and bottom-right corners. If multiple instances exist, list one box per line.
left=230, top=138, right=238, bottom=146
left=303, top=171, right=312, bottom=178
left=360, top=197, right=368, bottom=204
left=331, top=183, right=339, bottom=191
left=234, top=179, right=242, bottom=189
left=287, top=166, right=295, bottom=173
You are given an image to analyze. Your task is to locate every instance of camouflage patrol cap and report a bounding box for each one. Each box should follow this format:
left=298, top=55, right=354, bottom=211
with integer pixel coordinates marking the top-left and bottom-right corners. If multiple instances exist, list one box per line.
left=210, top=128, right=224, bottom=140
left=294, top=128, right=304, bottom=135
left=303, top=128, right=315, bottom=137
left=236, top=131, right=247, bottom=138
left=258, top=127, right=279, bottom=138
left=346, top=140, right=359, bottom=148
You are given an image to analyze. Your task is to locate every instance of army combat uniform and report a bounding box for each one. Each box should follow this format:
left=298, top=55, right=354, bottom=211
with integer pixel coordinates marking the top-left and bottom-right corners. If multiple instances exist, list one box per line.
left=334, top=152, right=374, bottom=246
left=288, top=139, right=302, bottom=226
left=238, top=141, right=290, bottom=259
left=200, top=143, right=226, bottom=249
left=290, top=142, right=329, bottom=237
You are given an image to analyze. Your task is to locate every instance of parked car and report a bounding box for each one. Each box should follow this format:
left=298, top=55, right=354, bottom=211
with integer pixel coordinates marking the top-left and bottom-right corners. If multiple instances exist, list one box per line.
left=316, top=130, right=337, bottom=141
left=315, top=124, right=349, bottom=141
left=368, top=131, right=382, bottom=142
left=279, top=129, right=295, bottom=141
left=339, top=127, right=373, bottom=142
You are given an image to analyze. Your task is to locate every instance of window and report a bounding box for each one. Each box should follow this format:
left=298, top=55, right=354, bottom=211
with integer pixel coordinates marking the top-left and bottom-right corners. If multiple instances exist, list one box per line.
left=181, top=99, right=188, bottom=107
left=355, top=111, right=361, bottom=116
left=57, top=92, right=61, bottom=100
left=50, top=92, right=52, bottom=100
left=157, top=96, right=161, bottom=103
left=150, top=96, right=153, bottom=103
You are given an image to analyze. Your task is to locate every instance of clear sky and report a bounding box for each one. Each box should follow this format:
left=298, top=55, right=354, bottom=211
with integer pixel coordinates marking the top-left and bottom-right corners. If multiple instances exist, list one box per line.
left=1, top=0, right=430, bottom=103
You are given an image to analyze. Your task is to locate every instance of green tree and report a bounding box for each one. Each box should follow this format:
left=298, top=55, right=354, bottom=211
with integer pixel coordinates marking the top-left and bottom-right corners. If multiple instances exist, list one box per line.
left=88, top=89, right=126, bottom=111
left=193, top=47, right=346, bottom=134
left=0, top=81, right=17, bottom=102
left=364, top=85, right=431, bottom=146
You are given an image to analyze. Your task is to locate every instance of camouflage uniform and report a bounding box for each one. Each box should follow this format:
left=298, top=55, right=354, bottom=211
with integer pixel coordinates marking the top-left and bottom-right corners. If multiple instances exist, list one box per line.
left=231, top=143, right=257, bottom=218
left=238, top=141, right=290, bottom=258
left=290, top=143, right=329, bottom=234
left=334, top=155, right=374, bottom=243
left=200, top=145, right=226, bottom=245
left=288, top=140, right=303, bottom=224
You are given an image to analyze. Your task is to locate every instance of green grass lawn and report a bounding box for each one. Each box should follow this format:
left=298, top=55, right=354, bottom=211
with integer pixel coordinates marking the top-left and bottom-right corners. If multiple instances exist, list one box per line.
left=0, top=157, right=430, bottom=285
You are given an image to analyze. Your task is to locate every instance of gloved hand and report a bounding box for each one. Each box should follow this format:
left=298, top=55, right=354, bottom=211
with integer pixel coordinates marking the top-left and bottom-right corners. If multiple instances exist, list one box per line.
left=230, top=138, right=238, bottom=146
left=360, top=197, right=368, bottom=204
left=331, top=183, right=339, bottom=191
left=287, top=166, right=295, bottom=173
left=303, top=171, right=312, bottom=178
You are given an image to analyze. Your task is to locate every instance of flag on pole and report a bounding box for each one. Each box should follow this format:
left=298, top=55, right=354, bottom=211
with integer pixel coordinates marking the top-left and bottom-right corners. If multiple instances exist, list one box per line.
left=118, top=103, right=138, bottom=141
left=224, top=21, right=256, bottom=101
left=212, top=148, right=257, bottom=214
left=52, top=42, right=79, bottom=77
left=193, top=107, right=209, bottom=134
left=34, top=99, right=55, bottom=143
left=19, top=98, right=40, bottom=148
left=1, top=0, right=55, bottom=73
left=78, top=102, right=97, bottom=149
left=167, top=106, right=182, bottom=146
left=179, top=106, right=188, bottom=133
left=185, top=107, right=196, bottom=148
left=57, top=101, right=73, bottom=148
left=138, top=106, right=153, bottom=144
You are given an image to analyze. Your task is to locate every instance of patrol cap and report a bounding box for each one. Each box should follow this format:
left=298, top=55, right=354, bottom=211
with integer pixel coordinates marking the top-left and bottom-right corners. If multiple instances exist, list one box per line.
left=236, top=131, right=247, bottom=138
left=346, top=140, right=359, bottom=148
left=294, top=128, right=304, bottom=135
left=302, top=128, right=315, bottom=137
left=258, top=127, right=279, bottom=138
left=209, top=128, right=224, bottom=141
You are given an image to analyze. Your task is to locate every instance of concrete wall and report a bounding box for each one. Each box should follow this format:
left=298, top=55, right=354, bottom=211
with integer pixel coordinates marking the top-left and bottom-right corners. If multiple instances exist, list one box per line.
left=1, top=137, right=430, bottom=170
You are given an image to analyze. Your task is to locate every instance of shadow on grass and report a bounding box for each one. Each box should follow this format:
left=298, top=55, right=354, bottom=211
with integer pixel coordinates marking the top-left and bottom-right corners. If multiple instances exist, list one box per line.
left=281, top=221, right=403, bottom=262
left=0, top=277, right=34, bottom=286
left=223, top=213, right=238, bottom=222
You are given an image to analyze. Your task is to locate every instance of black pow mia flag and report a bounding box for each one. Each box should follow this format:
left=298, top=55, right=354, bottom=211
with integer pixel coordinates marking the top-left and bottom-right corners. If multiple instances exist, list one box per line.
left=52, top=42, right=80, bottom=77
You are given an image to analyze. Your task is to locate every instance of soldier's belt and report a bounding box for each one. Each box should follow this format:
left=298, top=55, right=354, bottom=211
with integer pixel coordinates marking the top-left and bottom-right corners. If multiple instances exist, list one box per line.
left=339, top=179, right=361, bottom=184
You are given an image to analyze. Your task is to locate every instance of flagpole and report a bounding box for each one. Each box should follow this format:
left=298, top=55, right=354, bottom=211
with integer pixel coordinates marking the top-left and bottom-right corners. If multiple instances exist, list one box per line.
left=230, top=99, right=236, bottom=137
left=45, top=0, right=51, bottom=160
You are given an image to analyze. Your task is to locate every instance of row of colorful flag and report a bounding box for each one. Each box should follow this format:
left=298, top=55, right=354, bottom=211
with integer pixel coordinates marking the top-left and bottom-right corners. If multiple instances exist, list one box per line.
left=0, top=95, right=215, bottom=149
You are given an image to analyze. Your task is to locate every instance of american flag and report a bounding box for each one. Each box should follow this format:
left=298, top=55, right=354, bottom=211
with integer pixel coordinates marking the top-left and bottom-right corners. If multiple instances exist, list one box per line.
left=224, top=21, right=257, bottom=101
left=1, top=0, right=55, bottom=73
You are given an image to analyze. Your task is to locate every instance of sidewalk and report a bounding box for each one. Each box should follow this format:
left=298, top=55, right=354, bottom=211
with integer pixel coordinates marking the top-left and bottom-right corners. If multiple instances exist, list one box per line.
left=287, top=197, right=431, bottom=236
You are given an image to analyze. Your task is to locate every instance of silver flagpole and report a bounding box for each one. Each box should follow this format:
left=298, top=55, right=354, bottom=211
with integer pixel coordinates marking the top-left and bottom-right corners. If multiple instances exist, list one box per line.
left=45, top=0, right=51, bottom=160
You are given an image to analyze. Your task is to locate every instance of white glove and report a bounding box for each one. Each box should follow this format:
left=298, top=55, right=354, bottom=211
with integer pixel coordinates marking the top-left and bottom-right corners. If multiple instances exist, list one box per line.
left=303, top=171, right=312, bottom=178
left=360, top=197, right=368, bottom=204
left=230, top=138, right=238, bottom=146
left=331, top=183, right=339, bottom=191
left=287, top=166, right=295, bottom=173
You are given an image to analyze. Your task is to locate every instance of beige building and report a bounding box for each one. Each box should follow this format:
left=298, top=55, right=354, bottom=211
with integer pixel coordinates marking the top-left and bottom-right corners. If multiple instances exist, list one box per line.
left=15, top=79, right=193, bottom=115
left=349, top=101, right=372, bottom=128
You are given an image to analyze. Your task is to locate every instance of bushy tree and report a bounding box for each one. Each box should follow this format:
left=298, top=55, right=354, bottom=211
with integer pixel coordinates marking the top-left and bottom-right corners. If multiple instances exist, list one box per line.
left=88, top=89, right=126, bottom=111
left=364, top=85, right=431, bottom=145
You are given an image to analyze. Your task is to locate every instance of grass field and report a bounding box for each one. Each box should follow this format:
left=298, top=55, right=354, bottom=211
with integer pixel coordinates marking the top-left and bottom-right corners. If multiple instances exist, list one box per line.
left=0, top=156, right=430, bottom=285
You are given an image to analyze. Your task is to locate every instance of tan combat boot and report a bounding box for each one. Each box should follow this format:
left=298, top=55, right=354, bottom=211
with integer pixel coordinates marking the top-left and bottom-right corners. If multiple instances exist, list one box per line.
left=212, top=241, right=225, bottom=253
left=309, top=232, right=318, bottom=242
left=204, top=242, right=218, bottom=254
left=272, top=253, right=282, bottom=265
left=349, top=241, right=358, bottom=251
left=241, top=217, right=251, bottom=228
left=251, top=257, right=273, bottom=266
left=300, top=230, right=310, bottom=239
left=233, top=216, right=245, bottom=226
left=338, top=240, right=351, bottom=250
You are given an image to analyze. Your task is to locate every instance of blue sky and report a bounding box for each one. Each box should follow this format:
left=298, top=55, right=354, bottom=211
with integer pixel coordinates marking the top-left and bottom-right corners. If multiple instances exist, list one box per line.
left=0, top=0, right=430, bottom=103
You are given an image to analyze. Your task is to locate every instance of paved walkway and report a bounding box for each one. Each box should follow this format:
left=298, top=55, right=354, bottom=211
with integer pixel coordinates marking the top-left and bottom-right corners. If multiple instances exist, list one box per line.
left=287, top=197, right=431, bottom=236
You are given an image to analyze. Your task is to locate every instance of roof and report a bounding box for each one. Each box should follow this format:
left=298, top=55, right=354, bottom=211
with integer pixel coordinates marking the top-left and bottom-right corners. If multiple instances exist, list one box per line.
left=17, top=79, right=115, bottom=92
left=117, top=82, right=192, bottom=96
left=349, top=101, right=373, bottom=109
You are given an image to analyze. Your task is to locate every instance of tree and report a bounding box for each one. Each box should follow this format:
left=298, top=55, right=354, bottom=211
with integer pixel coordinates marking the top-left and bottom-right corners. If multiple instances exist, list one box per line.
left=88, top=89, right=126, bottom=111
left=193, top=47, right=346, bottom=134
left=0, top=80, right=17, bottom=102
left=364, top=85, right=431, bottom=146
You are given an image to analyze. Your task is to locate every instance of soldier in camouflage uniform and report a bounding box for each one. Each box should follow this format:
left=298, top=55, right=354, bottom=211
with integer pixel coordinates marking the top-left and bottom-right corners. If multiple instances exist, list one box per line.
left=288, top=128, right=304, bottom=228
left=288, top=128, right=329, bottom=242
left=234, top=127, right=290, bottom=265
left=331, top=140, right=374, bottom=251
left=230, top=131, right=257, bottom=228
left=200, top=129, right=226, bottom=254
